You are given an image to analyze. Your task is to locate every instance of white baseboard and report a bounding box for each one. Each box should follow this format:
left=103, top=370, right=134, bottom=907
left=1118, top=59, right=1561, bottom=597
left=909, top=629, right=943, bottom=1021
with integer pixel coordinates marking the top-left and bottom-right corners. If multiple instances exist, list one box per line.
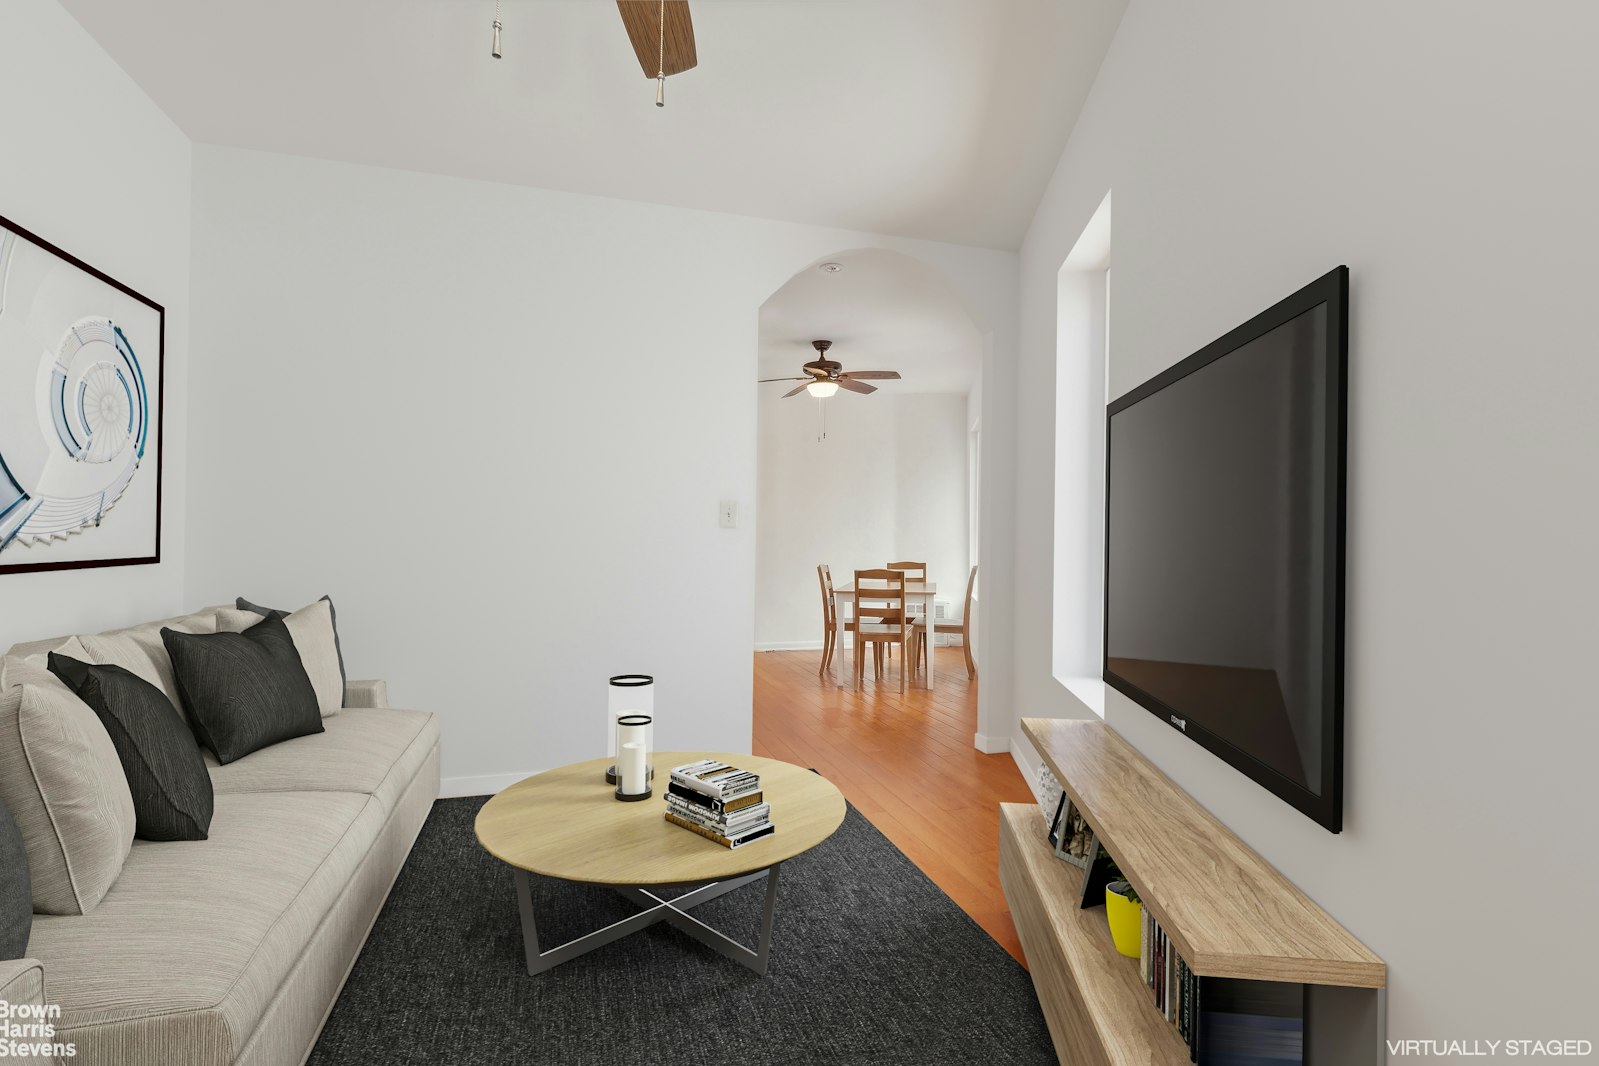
left=754, top=640, right=826, bottom=652
left=1010, top=731, right=1044, bottom=800
left=973, top=732, right=1010, bottom=754
left=440, top=771, right=538, bottom=798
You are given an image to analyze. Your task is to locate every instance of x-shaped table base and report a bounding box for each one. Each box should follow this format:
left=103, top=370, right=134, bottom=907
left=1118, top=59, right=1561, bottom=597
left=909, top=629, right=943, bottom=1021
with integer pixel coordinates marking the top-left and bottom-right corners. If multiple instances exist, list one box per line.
left=512, top=864, right=782, bottom=976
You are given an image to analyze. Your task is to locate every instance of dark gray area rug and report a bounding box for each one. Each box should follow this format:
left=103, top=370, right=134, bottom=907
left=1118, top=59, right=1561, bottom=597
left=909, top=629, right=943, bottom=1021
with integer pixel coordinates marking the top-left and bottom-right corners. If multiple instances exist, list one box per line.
left=309, top=796, right=1055, bottom=1066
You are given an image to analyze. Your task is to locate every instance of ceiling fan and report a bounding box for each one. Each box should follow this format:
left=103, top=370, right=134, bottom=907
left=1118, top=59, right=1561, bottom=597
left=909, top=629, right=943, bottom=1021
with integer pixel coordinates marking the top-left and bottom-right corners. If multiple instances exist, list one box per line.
left=491, top=1, right=698, bottom=107
left=759, top=341, right=903, bottom=398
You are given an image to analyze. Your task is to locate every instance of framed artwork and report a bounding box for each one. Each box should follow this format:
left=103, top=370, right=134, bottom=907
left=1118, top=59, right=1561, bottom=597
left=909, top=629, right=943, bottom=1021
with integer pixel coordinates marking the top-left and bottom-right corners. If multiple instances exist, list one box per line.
left=0, top=213, right=163, bottom=575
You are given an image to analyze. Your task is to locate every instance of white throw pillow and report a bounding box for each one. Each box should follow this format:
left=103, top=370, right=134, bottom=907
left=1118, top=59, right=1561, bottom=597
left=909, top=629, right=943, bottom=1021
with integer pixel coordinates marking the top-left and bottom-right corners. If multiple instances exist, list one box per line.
left=0, top=668, right=136, bottom=916
left=217, top=600, right=343, bottom=717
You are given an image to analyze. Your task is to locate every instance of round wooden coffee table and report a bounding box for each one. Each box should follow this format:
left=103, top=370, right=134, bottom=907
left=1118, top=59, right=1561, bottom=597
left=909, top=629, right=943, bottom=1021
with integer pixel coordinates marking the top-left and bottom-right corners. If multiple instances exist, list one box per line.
left=475, top=751, right=845, bottom=976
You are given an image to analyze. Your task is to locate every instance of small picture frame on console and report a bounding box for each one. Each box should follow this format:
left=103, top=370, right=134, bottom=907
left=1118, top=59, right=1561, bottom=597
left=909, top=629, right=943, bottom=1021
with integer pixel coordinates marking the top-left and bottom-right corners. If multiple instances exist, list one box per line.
left=1052, top=797, right=1096, bottom=869
left=1046, top=793, right=1068, bottom=848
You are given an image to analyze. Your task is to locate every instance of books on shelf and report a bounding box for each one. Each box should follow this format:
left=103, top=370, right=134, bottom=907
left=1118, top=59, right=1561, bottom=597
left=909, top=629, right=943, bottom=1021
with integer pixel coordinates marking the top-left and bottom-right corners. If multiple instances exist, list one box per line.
left=1137, top=908, right=1304, bottom=1064
left=665, top=761, right=775, bottom=849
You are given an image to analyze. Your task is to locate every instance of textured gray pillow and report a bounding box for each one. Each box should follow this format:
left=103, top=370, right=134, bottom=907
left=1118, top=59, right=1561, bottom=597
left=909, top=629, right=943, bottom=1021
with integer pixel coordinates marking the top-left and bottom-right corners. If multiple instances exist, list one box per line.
left=162, top=615, right=325, bottom=765
left=48, top=653, right=214, bottom=842
left=237, top=595, right=347, bottom=706
left=0, top=796, right=29, bottom=959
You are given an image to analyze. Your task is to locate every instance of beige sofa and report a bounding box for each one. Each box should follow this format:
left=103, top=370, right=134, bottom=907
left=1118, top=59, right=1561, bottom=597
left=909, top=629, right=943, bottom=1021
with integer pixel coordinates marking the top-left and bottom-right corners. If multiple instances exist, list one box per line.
left=1, top=608, right=440, bottom=1066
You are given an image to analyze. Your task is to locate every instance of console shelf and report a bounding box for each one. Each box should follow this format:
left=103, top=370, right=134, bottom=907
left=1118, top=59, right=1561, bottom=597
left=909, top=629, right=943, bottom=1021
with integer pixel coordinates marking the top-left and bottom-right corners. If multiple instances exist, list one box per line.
left=999, top=803, right=1191, bottom=1065
left=1002, top=717, right=1386, bottom=1065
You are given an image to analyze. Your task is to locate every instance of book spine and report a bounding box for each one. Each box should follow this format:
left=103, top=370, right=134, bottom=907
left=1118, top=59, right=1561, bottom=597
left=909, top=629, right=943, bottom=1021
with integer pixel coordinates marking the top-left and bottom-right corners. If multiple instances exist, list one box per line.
left=664, top=811, right=776, bottom=849
left=1140, top=909, right=1149, bottom=986
left=666, top=782, right=766, bottom=814
left=664, top=798, right=772, bottom=834
left=1178, top=957, right=1189, bottom=1040
left=1189, top=977, right=1200, bottom=1063
left=670, top=767, right=762, bottom=800
left=664, top=810, right=738, bottom=847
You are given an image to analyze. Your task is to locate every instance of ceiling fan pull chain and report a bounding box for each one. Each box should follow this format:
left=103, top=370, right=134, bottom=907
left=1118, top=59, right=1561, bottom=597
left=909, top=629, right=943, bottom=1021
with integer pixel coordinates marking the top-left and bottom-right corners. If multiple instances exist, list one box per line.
left=491, top=0, right=502, bottom=59
left=655, top=0, right=666, bottom=107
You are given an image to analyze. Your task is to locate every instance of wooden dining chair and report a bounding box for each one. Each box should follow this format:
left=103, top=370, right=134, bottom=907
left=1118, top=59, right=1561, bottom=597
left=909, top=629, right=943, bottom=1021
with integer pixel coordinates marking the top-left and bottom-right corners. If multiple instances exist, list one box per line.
left=884, top=562, right=926, bottom=661
left=816, top=564, right=861, bottom=676
left=853, top=568, right=914, bottom=693
left=911, top=564, right=979, bottom=680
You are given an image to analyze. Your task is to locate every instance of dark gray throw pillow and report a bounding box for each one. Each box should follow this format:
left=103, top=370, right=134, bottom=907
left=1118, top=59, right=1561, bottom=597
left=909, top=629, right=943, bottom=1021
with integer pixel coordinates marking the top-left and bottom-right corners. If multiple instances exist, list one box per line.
left=48, top=653, right=215, bottom=842
left=162, top=614, right=325, bottom=765
left=238, top=595, right=347, bottom=705
left=0, top=795, right=29, bottom=959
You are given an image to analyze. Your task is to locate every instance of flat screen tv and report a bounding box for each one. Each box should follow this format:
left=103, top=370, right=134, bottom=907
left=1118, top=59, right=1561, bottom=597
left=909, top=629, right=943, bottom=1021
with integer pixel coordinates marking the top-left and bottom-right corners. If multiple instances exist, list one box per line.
left=1104, top=266, right=1347, bottom=832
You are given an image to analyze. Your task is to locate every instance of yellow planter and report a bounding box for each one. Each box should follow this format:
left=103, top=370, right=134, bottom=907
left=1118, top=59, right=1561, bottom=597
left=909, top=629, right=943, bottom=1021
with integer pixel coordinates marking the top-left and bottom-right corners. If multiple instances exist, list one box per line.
left=1105, top=884, right=1143, bottom=958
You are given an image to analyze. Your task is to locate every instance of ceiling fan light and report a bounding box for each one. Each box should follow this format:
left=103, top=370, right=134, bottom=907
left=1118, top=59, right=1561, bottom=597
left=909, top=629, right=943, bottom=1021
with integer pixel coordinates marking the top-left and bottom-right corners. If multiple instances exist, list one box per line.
left=807, top=380, right=840, bottom=399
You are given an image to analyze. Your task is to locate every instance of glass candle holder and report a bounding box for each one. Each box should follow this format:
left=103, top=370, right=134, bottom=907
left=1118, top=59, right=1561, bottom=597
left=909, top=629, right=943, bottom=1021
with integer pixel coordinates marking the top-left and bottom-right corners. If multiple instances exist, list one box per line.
left=614, top=714, right=653, bottom=801
left=606, top=674, right=654, bottom=784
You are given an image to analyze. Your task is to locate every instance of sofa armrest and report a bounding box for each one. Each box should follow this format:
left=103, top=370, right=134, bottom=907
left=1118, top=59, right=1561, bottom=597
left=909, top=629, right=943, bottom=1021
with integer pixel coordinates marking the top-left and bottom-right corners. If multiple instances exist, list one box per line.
left=0, top=958, right=44, bottom=1006
left=343, top=679, right=389, bottom=709
left=0, top=958, right=57, bottom=1064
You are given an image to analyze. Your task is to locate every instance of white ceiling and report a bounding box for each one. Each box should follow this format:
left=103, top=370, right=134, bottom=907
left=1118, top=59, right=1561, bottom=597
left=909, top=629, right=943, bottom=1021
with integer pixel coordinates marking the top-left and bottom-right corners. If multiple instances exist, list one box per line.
left=58, top=0, right=1126, bottom=250
left=759, top=249, right=980, bottom=395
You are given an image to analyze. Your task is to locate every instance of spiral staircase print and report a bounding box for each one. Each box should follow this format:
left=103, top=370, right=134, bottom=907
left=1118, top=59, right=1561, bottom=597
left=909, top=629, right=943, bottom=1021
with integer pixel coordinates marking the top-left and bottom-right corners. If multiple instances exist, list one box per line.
left=0, top=226, right=154, bottom=556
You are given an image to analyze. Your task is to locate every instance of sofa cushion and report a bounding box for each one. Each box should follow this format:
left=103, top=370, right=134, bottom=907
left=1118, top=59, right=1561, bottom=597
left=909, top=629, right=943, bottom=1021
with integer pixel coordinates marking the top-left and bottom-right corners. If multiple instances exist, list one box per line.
left=27, top=791, right=383, bottom=1066
left=0, top=680, right=136, bottom=915
left=208, top=708, right=438, bottom=814
left=73, top=606, right=228, bottom=717
left=162, top=616, right=324, bottom=764
left=217, top=601, right=342, bottom=717
left=0, top=635, right=90, bottom=691
left=49, top=654, right=214, bottom=843
left=0, top=795, right=30, bottom=959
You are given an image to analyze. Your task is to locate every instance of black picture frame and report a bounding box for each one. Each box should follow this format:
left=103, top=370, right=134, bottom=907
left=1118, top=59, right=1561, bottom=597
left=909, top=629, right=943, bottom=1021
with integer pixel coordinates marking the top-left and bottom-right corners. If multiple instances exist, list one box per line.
left=0, top=211, right=164, bottom=576
left=1046, top=793, right=1068, bottom=848
left=1102, top=266, right=1347, bottom=833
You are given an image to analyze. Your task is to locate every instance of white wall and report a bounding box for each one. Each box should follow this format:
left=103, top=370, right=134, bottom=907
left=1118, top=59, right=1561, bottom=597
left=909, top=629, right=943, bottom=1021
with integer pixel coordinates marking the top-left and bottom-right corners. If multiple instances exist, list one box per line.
left=1003, top=0, right=1599, bottom=1043
left=187, top=145, right=1016, bottom=792
left=895, top=393, right=970, bottom=619
left=755, top=391, right=969, bottom=649
left=0, top=0, right=191, bottom=652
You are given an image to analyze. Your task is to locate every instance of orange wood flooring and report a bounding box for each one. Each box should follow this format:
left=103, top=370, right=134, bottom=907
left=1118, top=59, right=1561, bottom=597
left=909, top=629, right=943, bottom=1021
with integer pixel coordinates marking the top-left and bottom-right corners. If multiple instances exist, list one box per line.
left=752, top=646, right=1035, bottom=964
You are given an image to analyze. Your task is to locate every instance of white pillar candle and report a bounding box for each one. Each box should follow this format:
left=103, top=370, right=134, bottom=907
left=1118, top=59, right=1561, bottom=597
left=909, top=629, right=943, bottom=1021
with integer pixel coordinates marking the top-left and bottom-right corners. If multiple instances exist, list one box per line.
left=607, top=675, right=654, bottom=761
left=619, top=741, right=648, bottom=796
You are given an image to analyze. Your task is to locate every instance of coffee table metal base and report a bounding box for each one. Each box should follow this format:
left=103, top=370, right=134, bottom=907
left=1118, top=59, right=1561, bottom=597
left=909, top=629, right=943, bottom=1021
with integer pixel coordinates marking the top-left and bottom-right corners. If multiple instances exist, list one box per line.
left=512, top=863, right=783, bottom=976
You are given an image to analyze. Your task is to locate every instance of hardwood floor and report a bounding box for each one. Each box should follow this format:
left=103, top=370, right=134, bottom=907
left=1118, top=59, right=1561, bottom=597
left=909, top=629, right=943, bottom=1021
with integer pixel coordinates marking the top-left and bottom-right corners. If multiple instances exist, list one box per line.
left=752, top=646, right=1035, bottom=964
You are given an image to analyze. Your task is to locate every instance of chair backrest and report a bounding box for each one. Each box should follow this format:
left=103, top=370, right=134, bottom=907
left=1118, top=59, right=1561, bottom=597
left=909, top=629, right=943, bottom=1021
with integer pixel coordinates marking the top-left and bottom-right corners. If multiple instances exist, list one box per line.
left=963, top=564, right=978, bottom=619
left=817, top=564, right=836, bottom=627
left=854, top=568, right=908, bottom=631
left=887, top=560, right=926, bottom=584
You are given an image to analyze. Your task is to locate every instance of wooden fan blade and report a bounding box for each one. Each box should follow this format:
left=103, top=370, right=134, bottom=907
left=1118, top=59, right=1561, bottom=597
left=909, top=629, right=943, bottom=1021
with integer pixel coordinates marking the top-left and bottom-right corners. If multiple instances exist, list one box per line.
left=803, top=365, right=831, bottom=378
left=617, top=1, right=697, bottom=78
left=758, top=377, right=809, bottom=383
left=781, top=383, right=812, bottom=398
left=842, top=371, right=902, bottom=380
left=837, top=378, right=877, bottom=395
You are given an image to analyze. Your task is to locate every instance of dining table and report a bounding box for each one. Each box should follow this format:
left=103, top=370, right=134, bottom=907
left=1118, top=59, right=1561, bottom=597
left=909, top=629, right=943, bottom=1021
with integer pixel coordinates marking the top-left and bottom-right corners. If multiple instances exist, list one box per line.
left=828, top=581, right=938, bottom=691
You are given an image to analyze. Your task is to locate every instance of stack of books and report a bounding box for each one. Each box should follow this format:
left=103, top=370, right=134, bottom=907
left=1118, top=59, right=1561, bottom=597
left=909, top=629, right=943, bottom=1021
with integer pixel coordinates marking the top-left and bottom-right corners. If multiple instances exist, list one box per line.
left=1139, top=911, right=1304, bottom=1063
left=665, top=760, right=775, bottom=848
left=1142, top=910, right=1199, bottom=1058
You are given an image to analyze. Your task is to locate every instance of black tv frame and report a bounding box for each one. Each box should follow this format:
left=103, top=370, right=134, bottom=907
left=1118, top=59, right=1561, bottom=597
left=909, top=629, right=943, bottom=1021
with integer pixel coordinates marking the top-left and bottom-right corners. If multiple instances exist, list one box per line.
left=1102, top=266, right=1348, bottom=833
